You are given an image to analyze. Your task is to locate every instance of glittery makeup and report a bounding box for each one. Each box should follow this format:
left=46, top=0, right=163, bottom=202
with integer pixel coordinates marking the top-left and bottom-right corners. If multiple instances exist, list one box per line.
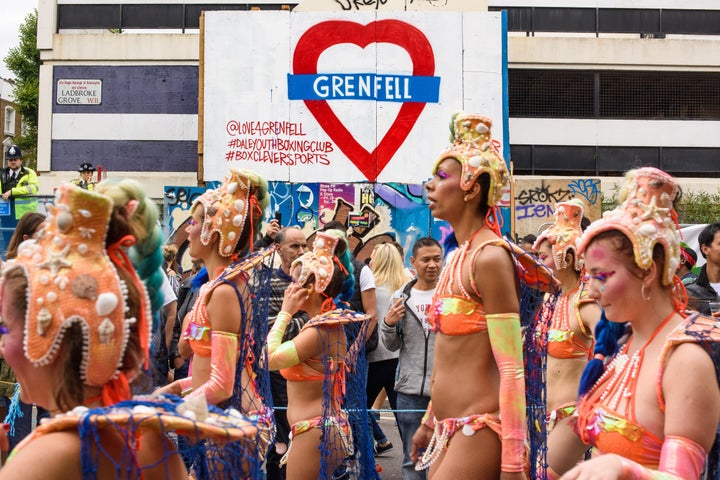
left=583, top=270, right=616, bottom=283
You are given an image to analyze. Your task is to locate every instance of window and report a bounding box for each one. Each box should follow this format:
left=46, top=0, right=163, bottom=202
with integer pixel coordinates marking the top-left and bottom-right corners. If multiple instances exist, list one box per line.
left=4, top=107, right=15, bottom=135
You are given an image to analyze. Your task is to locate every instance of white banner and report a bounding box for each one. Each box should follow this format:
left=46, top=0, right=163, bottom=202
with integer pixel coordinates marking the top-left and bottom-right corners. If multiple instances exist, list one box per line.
left=202, top=10, right=507, bottom=183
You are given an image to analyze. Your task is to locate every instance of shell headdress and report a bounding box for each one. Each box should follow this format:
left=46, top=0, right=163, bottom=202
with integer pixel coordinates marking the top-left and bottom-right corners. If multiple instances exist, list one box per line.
left=194, top=168, right=252, bottom=257
left=432, top=113, right=510, bottom=206
left=534, top=200, right=585, bottom=271
left=577, top=167, right=681, bottom=286
left=291, top=232, right=342, bottom=294
left=6, top=184, right=151, bottom=387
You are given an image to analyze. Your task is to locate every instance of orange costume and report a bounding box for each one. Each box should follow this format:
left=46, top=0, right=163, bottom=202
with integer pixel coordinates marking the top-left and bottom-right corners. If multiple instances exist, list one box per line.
left=266, top=232, right=370, bottom=469
left=1, top=184, right=259, bottom=478
left=571, top=167, right=716, bottom=480
left=417, top=113, right=558, bottom=475
left=419, top=234, right=557, bottom=471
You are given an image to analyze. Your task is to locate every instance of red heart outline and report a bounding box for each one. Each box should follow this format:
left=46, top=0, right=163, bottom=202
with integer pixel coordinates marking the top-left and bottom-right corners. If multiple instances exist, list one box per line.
left=293, top=20, right=436, bottom=182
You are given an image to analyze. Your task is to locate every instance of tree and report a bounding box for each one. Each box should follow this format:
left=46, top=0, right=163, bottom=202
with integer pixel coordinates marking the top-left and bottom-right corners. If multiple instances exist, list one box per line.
left=4, top=10, right=40, bottom=170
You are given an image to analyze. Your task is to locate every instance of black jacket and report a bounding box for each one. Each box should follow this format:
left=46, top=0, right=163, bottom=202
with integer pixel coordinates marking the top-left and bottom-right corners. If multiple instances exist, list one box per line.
left=685, top=265, right=720, bottom=315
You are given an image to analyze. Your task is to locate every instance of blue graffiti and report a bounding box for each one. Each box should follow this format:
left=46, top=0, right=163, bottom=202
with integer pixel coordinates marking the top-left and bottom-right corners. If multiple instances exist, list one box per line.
left=515, top=203, right=555, bottom=221
left=567, top=178, right=600, bottom=205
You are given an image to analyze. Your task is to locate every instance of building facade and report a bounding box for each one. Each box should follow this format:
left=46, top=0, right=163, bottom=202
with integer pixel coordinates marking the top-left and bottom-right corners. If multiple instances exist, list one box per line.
left=0, top=77, right=22, bottom=163
left=36, top=0, right=720, bottom=197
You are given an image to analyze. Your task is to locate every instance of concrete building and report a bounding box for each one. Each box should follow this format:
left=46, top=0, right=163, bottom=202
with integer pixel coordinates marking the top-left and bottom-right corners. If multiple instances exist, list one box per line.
left=36, top=0, right=720, bottom=197
left=0, top=77, right=22, bottom=163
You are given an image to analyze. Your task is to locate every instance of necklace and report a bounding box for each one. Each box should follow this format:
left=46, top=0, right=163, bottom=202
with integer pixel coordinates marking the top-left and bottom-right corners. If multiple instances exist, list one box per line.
left=435, top=226, right=488, bottom=299
left=593, top=311, right=675, bottom=413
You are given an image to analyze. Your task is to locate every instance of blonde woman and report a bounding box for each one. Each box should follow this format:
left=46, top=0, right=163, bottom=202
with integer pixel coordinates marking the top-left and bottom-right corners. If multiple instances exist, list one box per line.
left=367, top=243, right=410, bottom=453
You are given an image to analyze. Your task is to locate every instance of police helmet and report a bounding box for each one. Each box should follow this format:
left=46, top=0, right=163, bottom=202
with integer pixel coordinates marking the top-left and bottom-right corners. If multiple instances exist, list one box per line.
left=78, top=162, right=96, bottom=173
left=6, top=145, right=22, bottom=160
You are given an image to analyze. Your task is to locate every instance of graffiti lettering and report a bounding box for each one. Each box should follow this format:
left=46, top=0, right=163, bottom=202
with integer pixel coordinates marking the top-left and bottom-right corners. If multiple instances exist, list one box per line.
left=567, top=178, right=600, bottom=205
left=515, top=203, right=555, bottom=221
left=225, top=120, right=306, bottom=137
left=515, top=183, right=574, bottom=206
left=333, top=0, right=389, bottom=10
left=164, top=186, right=204, bottom=208
left=224, top=120, right=333, bottom=166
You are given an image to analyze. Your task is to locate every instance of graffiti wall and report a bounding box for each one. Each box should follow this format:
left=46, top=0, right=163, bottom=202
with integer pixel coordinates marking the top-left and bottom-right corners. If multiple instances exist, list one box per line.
left=202, top=10, right=508, bottom=184
left=165, top=181, right=450, bottom=265
left=513, top=178, right=602, bottom=239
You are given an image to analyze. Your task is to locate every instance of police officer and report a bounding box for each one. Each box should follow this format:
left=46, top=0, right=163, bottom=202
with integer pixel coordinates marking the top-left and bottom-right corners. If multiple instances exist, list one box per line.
left=70, top=162, right=96, bottom=190
left=1, top=145, right=39, bottom=254
left=2, top=145, right=39, bottom=220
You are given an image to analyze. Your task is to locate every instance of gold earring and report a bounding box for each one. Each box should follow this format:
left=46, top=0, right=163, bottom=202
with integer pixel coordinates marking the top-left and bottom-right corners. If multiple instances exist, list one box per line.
left=641, top=285, right=651, bottom=301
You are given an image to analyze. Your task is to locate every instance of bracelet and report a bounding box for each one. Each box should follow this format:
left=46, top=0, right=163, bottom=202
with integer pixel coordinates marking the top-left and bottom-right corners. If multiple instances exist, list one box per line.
left=421, top=411, right=436, bottom=429
left=276, top=311, right=292, bottom=322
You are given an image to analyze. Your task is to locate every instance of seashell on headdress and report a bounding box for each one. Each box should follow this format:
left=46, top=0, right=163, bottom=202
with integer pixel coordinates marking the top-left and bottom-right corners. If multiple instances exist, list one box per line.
left=432, top=112, right=510, bottom=206
left=577, top=167, right=681, bottom=286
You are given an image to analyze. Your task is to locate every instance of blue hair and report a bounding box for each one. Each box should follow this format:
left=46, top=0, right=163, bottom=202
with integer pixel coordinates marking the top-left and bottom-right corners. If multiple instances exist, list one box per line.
left=578, top=309, right=626, bottom=397
left=442, top=231, right=458, bottom=260
left=335, top=247, right=355, bottom=303
left=191, top=266, right=209, bottom=291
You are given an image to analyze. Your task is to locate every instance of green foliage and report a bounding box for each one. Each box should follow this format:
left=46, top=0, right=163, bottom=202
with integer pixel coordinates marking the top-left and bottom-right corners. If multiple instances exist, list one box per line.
left=4, top=10, right=40, bottom=170
left=601, top=185, right=720, bottom=225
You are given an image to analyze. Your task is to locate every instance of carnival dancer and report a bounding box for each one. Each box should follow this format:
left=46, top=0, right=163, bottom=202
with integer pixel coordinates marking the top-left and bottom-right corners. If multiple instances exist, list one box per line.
left=267, top=230, right=370, bottom=480
left=549, top=167, right=720, bottom=480
left=413, top=112, right=557, bottom=479
left=534, top=201, right=601, bottom=436
left=156, top=167, right=276, bottom=477
left=0, top=183, right=258, bottom=479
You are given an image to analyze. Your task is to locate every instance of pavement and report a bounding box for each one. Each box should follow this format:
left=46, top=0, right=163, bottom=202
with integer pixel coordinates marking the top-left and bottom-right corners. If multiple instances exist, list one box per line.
left=372, top=409, right=404, bottom=480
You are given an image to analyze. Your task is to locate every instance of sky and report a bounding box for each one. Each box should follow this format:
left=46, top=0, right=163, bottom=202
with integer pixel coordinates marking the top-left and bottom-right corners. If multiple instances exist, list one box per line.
left=0, top=1, right=39, bottom=80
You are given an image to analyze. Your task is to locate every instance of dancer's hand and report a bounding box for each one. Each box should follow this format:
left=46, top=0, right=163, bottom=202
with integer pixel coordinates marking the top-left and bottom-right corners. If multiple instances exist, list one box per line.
left=560, top=455, right=622, bottom=480
left=154, top=380, right=182, bottom=397
left=280, top=282, right=310, bottom=316
left=410, top=424, right=433, bottom=463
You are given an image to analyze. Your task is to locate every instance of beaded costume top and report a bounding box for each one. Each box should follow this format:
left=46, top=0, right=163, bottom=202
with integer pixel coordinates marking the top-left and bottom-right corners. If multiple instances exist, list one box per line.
left=575, top=313, right=720, bottom=467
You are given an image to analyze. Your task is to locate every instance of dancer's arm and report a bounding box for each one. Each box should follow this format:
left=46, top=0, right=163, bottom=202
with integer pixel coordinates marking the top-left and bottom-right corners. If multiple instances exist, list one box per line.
left=476, top=245, right=525, bottom=476
left=560, top=436, right=706, bottom=480
left=184, top=331, right=238, bottom=404
left=487, top=312, right=526, bottom=474
left=267, top=311, right=300, bottom=370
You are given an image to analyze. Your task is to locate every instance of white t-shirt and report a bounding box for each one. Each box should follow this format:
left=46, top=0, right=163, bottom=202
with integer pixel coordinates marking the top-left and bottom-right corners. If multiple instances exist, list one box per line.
left=359, top=265, right=376, bottom=292
left=408, top=287, right=435, bottom=335
left=711, top=282, right=720, bottom=296
left=160, top=271, right=178, bottom=307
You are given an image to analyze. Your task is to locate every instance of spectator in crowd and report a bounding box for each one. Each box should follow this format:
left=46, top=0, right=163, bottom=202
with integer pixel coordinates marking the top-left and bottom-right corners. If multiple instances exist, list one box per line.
left=380, top=237, right=442, bottom=480
left=519, top=233, right=537, bottom=253
left=162, top=243, right=180, bottom=295
left=266, top=226, right=308, bottom=480
left=677, top=242, right=699, bottom=286
left=367, top=243, right=411, bottom=456
left=686, top=222, right=720, bottom=315
left=255, top=215, right=282, bottom=250
left=69, top=162, right=96, bottom=190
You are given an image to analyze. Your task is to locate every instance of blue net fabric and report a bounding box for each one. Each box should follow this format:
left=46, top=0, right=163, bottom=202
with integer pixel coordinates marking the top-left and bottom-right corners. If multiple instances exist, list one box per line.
left=197, top=247, right=277, bottom=478
left=499, top=238, right=560, bottom=480
left=5, top=395, right=259, bottom=479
